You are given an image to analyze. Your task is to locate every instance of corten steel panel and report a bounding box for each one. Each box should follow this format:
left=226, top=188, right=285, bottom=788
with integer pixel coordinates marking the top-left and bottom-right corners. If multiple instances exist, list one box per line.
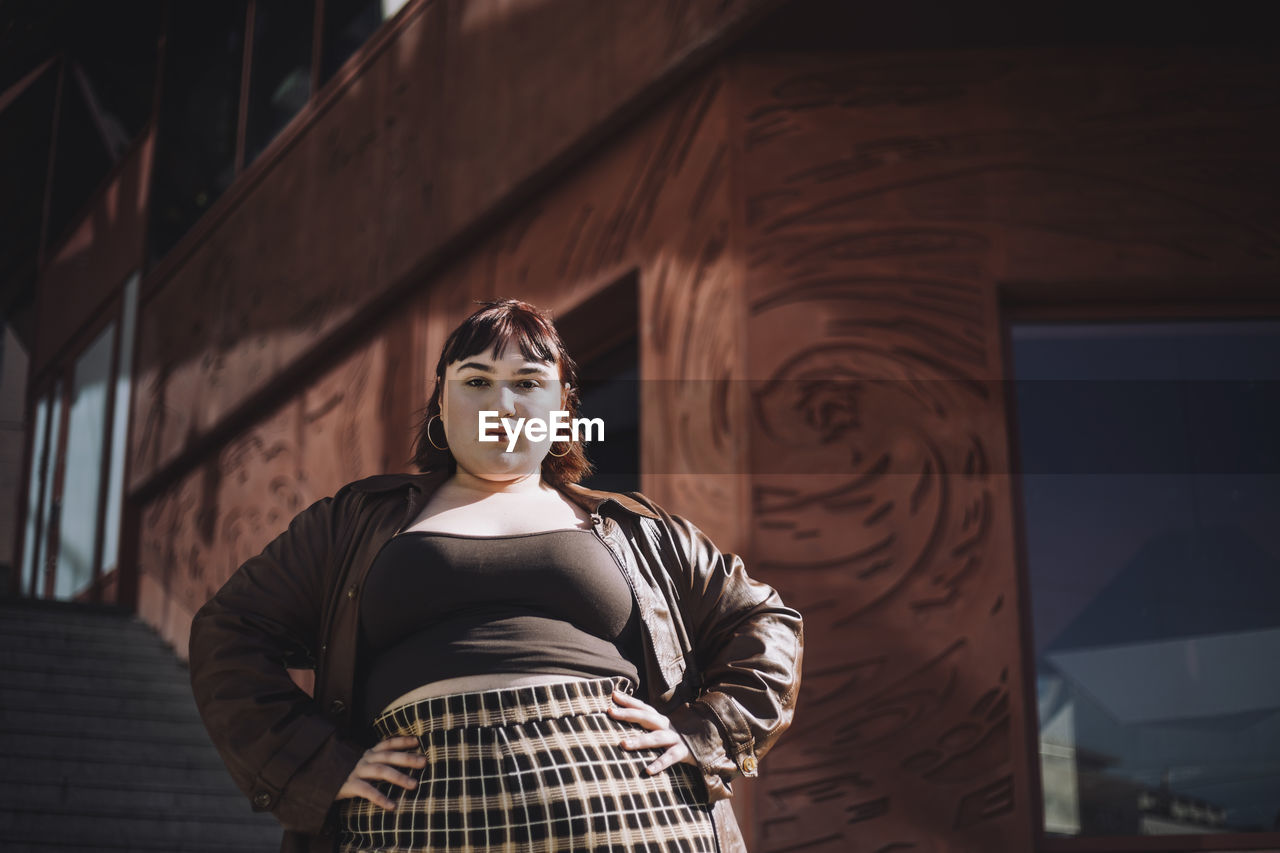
left=733, top=46, right=1280, bottom=853
left=138, top=328, right=398, bottom=659
left=34, top=131, right=153, bottom=376
left=127, top=0, right=781, bottom=494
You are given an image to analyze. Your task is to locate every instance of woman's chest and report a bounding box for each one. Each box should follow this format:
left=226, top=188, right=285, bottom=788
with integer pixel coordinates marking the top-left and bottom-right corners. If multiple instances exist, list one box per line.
left=399, top=487, right=593, bottom=536
left=359, top=529, right=636, bottom=644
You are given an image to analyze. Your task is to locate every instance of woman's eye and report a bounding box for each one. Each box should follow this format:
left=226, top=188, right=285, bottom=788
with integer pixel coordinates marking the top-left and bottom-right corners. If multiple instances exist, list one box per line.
left=464, top=377, right=490, bottom=387
left=517, top=380, right=541, bottom=390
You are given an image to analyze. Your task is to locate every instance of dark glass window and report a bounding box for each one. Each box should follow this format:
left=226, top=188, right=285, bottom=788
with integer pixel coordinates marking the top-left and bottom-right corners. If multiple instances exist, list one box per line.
left=68, top=2, right=163, bottom=143
left=46, top=74, right=114, bottom=245
left=0, top=70, right=56, bottom=284
left=148, top=1, right=248, bottom=261
left=576, top=337, right=639, bottom=495
left=1010, top=318, right=1280, bottom=838
left=558, top=276, right=640, bottom=495
left=244, top=0, right=315, bottom=165
left=0, top=2, right=159, bottom=265
left=320, top=0, right=408, bottom=84
left=46, top=1, right=162, bottom=246
left=145, top=0, right=419, bottom=262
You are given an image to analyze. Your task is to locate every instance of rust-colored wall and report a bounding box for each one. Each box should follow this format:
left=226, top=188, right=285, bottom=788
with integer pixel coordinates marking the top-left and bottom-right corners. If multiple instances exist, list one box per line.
left=127, top=0, right=777, bottom=493
left=734, top=46, right=1280, bottom=853
left=137, top=324, right=401, bottom=656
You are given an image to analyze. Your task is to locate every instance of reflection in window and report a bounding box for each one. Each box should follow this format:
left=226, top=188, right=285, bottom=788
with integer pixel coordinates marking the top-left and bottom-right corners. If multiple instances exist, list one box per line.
left=46, top=69, right=116, bottom=247
left=33, top=382, right=63, bottom=598
left=21, top=393, right=50, bottom=597
left=146, top=0, right=414, bottom=260
left=101, top=274, right=139, bottom=577
left=320, top=0, right=411, bottom=84
left=245, top=0, right=315, bottom=165
left=56, top=323, right=116, bottom=601
left=149, top=1, right=248, bottom=261
left=45, top=1, right=162, bottom=247
left=1010, top=319, right=1280, bottom=837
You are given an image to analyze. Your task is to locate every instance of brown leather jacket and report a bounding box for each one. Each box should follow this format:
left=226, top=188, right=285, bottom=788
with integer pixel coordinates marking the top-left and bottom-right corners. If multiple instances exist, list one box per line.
left=188, top=469, right=803, bottom=853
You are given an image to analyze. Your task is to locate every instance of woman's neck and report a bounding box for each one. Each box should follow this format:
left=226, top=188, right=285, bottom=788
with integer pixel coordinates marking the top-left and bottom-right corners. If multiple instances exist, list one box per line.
left=446, top=467, right=549, bottom=496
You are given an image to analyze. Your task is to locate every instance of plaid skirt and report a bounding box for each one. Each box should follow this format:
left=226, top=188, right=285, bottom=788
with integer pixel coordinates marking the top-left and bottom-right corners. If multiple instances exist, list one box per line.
left=336, top=676, right=719, bottom=852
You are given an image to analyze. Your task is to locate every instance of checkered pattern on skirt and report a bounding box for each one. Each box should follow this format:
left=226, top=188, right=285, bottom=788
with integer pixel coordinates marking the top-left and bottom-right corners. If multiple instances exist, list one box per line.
left=336, top=676, right=719, bottom=852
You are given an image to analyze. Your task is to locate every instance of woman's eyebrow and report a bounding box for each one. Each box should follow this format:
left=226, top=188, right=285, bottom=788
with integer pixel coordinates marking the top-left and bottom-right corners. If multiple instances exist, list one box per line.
left=456, top=361, right=552, bottom=375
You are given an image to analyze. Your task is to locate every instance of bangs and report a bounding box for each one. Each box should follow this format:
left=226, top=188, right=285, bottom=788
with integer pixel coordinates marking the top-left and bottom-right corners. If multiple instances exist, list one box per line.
left=439, top=309, right=560, bottom=371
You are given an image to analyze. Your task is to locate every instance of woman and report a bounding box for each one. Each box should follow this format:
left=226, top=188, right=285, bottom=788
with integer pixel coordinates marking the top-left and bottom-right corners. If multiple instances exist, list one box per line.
left=189, top=299, right=803, bottom=853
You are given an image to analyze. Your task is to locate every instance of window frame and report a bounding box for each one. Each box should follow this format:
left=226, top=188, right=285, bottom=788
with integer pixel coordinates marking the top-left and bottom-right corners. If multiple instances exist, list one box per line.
left=142, top=0, right=426, bottom=288
left=998, top=295, right=1280, bottom=853
left=15, top=285, right=131, bottom=604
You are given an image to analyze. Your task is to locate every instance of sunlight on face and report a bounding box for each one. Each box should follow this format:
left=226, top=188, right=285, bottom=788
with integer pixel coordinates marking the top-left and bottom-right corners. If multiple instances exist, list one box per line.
left=440, top=345, right=567, bottom=482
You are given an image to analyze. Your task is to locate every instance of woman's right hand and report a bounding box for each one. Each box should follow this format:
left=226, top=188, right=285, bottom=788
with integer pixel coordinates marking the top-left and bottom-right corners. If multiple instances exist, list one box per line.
left=334, top=736, right=426, bottom=810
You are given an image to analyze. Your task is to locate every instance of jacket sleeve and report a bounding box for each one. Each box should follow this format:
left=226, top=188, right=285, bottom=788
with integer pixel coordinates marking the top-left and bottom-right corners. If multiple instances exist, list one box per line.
left=188, top=490, right=364, bottom=835
left=643, top=502, right=804, bottom=802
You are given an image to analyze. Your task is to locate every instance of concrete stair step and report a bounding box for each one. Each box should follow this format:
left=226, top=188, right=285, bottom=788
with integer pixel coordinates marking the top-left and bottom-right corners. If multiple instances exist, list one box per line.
left=0, top=610, right=171, bottom=638
left=0, top=807, right=282, bottom=847
left=0, top=726, right=223, bottom=766
left=0, top=602, right=140, bottom=630
left=3, top=842, right=277, bottom=853
left=0, top=648, right=194, bottom=678
left=0, top=706, right=210, bottom=740
left=0, top=779, right=257, bottom=814
left=0, top=598, right=289, bottom=852
left=0, top=630, right=183, bottom=661
left=0, top=665, right=195, bottom=697
left=0, top=685, right=201, bottom=716
left=5, top=753, right=236, bottom=785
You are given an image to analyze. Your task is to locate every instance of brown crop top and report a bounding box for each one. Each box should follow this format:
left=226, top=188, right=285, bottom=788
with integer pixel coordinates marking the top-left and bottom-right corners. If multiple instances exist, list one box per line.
left=355, top=529, right=643, bottom=724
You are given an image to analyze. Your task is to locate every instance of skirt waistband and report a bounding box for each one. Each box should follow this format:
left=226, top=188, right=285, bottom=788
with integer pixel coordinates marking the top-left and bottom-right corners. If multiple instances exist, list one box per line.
left=371, top=675, right=635, bottom=737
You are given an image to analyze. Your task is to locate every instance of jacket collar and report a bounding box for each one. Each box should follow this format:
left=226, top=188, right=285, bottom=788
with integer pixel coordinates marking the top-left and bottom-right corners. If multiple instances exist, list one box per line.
left=346, top=469, right=660, bottom=519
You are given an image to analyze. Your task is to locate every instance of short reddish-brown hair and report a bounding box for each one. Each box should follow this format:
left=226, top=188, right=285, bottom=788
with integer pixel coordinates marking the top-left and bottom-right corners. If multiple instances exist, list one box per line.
left=408, top=299, right=593, bottom=485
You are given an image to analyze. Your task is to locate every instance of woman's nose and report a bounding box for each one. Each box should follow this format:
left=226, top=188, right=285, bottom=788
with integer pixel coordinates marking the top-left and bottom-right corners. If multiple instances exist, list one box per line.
left=495, top=384, right=518, bottom=415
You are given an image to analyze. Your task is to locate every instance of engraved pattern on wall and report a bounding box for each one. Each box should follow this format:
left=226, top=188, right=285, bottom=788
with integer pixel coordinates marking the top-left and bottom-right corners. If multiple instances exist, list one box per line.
left=737, top=46, right=1280, bottom=851
left=738, top=54, right=1022, bottom=853
left=138, top=341, right=389, bottom=656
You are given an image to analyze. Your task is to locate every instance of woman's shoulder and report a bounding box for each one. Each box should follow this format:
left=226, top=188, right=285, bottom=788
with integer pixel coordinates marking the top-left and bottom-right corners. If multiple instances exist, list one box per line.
left=340, top=470, right=446, bottom=495
left=300, top=471, right=448, bottom=527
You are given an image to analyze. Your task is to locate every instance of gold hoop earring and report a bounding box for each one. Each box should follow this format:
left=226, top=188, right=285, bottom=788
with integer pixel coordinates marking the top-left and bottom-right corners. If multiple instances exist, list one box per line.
left=548, top=442, right=571, bottom=458
left=427, top=414, right=449, bottom=451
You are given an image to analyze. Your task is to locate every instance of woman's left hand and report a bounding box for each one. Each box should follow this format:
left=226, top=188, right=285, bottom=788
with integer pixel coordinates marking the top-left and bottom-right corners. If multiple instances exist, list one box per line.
left=609, top=689, right=698, bottom=774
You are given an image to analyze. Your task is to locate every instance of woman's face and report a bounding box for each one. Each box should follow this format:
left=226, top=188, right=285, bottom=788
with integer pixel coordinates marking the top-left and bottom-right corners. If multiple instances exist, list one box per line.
left=439, top=344, right=568, bottom=483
